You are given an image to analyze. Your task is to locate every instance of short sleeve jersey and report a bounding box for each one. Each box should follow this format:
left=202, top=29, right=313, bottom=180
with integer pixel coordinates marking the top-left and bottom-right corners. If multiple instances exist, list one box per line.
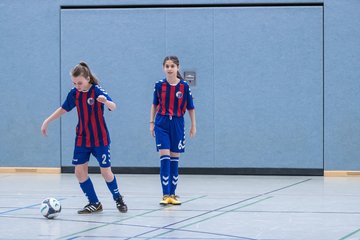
left=153, top=79, right=195, bottom=117
left=62, top=84, right=112, bottom=147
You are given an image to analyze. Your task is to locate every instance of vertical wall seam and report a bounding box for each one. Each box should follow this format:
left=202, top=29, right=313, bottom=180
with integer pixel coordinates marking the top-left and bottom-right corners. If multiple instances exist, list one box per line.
left=165, top=9, right=167, bottom=55
left=59, top=7, right=62, bottom=168
left=322, top=5, right=325, bottom=171
left=212, top=8, right=216, bottom=167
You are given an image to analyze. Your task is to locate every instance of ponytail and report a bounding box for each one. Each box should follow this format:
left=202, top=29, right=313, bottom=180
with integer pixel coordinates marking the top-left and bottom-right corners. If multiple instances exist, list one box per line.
left=176, top=71, right=183, bottom=80
left=71, top=61, right=100, bottom=85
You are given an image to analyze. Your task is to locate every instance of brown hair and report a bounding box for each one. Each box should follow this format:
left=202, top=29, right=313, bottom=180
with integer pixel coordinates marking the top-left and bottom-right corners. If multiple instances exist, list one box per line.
left=163, top=56, right=183, bottom=79
left=71, top=61, right=99, bottom=85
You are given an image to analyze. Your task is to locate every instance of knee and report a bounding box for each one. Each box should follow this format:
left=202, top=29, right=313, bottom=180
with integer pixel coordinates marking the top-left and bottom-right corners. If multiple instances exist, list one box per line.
left=170, top=152, right=180, bottom=158
left=75, top=167, right=88, bottom=182
left=159, top=149, right=170, bottom=156
left=101, top=168, right=114, bottom=182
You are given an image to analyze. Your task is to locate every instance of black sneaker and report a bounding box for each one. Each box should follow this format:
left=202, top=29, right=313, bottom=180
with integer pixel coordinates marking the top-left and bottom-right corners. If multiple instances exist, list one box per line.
left=115, top=196, right=128, bottom=213
left=77, top=202, right=103, bottom=214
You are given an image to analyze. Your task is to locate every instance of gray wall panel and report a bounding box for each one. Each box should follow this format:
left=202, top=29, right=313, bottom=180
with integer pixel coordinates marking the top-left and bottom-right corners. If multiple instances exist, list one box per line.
left=0, top=0, right=60, bottom=167
left=324, top=0, right=360, bottom=170
left=213, top=7, right=323, bottom=168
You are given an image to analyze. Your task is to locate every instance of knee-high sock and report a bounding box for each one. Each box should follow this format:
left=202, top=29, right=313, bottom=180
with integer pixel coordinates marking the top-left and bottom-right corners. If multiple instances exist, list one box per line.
left=170, top=157, right=179, bottom=195
left=160, top=155, right=170, bottom=195
left=106, top=176, right=121, bottom=200
left=79, top=177, right=99, bottom=203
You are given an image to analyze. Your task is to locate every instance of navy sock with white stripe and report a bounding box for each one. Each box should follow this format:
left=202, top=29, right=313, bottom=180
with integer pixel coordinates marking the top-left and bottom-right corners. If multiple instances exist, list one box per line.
left=170, top=157, right=179, bottom=195
left=79, top=177, right=99, bottom=203
left=160, top=155, right=170, bottom=196
left=106, top=176, right=121, bottom=200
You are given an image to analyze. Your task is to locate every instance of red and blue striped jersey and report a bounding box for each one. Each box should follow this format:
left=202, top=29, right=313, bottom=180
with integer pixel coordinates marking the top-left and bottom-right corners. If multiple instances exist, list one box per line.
left=62, top=84, right=112, bottom=147
left=153, top=79, right=195, bottom=117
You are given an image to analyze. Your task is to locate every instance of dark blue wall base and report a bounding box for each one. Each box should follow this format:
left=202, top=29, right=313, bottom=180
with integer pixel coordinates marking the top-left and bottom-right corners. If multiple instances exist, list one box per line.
left=61, top=167, right=323, bottom=176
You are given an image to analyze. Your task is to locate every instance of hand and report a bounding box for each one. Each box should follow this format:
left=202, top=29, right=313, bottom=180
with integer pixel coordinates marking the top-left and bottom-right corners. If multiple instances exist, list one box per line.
left=41, top=121, right=48, bottom=136
left=96, top=95, right=107, bottom=103
left=150, top=122, right=155, bottom=137
left=190, top=125, right=196, bottom=138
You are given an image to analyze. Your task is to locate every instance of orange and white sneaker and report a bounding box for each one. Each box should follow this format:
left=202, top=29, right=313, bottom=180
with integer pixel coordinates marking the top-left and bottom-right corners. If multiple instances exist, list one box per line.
left=169, top=195, right=181, bottom=205
left=159, top=195, right=172, bottom=205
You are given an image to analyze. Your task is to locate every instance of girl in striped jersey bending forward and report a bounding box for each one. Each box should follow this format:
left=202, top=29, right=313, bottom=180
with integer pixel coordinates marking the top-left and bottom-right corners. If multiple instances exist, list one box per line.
left=150, top=56, right=197, bottom=205
left=41, top=62, right=127, bottom=214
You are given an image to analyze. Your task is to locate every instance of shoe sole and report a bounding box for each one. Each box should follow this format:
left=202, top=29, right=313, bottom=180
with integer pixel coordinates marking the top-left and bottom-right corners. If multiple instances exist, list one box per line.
left=77, top=208, right=103, bottom=214
left=77, top=210, right=103, bottom=214
left=118, top=208, right=128, bottom=213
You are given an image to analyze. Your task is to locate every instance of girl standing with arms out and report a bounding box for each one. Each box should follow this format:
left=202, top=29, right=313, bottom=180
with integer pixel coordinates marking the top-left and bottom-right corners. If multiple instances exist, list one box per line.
left=150, top=56, right=197, bottom=205
left=41, top=62, right=128, bottom=214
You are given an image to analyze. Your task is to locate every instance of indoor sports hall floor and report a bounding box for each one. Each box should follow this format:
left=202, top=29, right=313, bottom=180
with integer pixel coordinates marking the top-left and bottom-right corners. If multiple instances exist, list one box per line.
left=1, top=173, right=360, bottom=240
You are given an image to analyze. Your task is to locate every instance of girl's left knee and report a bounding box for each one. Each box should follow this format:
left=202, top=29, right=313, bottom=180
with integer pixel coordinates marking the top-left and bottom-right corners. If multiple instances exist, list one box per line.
left=170, top=152, right=180, bottom=158
left=100, top=167, right=114, bottom=182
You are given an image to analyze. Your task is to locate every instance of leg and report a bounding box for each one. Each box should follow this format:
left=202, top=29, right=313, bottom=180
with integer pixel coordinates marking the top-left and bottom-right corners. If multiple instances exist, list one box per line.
left=154, top=116, right=172, bottom=205
left=75, top=162, right=89, bottom=182
left=94, top=145, right=128, bottom=213
left=76, top=163, right=100, bottom=206
left=170, top=152, right=180, bottom=195
left=74, top=147, right=102, bottom=214
left=169, top=152, right=181, bottom=205
left=100, top=167, right=128, bottom=213
left=100, top=166, right=115, bottom=182
left=167, top=117, right=184, bottom=205
left=159, top=149, right=171, bottom=197
left=76, top=163, right=103, bottom=214
left=100, top=167, right=121, bottom=200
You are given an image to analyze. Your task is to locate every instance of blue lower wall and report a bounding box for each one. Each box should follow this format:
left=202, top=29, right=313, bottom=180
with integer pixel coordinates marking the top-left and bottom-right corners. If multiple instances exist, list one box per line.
left=324, top=0, right=360, bottom=170
left=0, top=0, right=359, bottom=171
left=0, top=0, right=60, bottom=167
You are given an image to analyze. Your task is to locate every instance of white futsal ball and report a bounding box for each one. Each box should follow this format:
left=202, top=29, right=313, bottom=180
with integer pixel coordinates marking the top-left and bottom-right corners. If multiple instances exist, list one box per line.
left=40, top=197, right=61, bottom=219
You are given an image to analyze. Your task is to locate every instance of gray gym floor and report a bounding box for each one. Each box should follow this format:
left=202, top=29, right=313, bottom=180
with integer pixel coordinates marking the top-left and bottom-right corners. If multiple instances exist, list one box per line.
left=1, top=173, right=360, bottom=240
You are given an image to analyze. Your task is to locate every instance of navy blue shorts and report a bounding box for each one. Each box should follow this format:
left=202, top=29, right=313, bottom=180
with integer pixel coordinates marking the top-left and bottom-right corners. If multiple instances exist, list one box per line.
left=72, top=145, right=111, bottom=167
left=154, top=115, right=185, bottom=153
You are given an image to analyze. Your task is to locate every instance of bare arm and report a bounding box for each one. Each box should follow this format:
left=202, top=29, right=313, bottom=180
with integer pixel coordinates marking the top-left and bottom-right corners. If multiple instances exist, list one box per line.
left=188, top=109, right=197, bottom=138
left=97, top=95, right=116, bottom=111
left=149, top=104, right=157, bottom=137
left=41, top=107, right=67, bottom=136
